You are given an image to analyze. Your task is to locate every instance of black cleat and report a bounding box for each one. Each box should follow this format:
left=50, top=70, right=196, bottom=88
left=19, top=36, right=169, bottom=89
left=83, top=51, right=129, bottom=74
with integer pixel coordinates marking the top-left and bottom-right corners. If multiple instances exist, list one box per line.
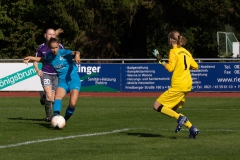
left=189, top=126, right=199, bottom=139
left=40, top=99, right=45, bottom=105
left=43, top=115, right=53, bottom=122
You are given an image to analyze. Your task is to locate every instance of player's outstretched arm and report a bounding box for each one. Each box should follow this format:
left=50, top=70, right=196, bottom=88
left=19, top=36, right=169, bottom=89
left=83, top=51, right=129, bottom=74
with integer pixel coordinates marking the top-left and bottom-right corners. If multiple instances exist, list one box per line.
left=23, top=56, right=42, bottom=65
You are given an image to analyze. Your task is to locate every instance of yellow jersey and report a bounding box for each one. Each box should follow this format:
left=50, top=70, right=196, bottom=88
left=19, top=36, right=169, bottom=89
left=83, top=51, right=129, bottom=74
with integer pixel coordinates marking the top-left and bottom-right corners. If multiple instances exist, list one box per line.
left=164, top=46, right=198, bottom=91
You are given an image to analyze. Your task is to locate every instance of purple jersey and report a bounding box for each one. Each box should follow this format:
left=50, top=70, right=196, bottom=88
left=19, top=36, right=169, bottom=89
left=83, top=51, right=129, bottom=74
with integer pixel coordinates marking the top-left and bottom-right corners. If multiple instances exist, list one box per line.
left=36, top=43, right=64, bottom=75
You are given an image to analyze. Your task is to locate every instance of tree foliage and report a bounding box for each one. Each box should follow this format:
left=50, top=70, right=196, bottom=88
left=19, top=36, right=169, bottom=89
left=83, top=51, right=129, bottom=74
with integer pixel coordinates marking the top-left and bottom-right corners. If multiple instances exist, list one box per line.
left=0, top=0, right=240, bottom=59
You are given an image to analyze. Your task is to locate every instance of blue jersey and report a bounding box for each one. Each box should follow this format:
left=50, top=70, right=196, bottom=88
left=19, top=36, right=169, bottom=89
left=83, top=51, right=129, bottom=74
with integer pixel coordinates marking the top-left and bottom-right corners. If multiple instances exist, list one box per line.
left=44, top=49, right=78, bottom=81
left=36, top=43, right=64, bottom=75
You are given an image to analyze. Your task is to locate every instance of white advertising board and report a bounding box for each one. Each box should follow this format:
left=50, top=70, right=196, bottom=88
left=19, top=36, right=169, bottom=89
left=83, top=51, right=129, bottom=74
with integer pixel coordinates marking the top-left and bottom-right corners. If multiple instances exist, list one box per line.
left=0, top=63, right=43, bottom=91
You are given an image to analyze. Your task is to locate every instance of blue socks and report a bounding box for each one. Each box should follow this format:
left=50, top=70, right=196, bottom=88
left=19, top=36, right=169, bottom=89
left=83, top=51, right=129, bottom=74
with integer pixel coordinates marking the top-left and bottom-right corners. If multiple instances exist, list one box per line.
left=53, top=99, right=62, bottom=115
left=53, top=99, right=75, bottom=121
left=64, top=106, right=75, bottom=121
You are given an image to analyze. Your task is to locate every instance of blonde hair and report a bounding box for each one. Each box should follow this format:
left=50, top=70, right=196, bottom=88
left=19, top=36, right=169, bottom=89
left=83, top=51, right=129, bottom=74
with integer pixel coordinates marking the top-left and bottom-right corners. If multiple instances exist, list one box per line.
left=168, top=30, right=186, bottom=47
left=55, top=28, right=64, bottom=38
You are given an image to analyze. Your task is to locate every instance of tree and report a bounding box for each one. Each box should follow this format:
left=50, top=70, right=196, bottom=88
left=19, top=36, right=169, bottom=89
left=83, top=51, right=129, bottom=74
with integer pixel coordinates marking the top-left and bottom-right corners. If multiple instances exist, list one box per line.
left=0, top=0, right=39, bottom=58
left=146, top=0, right=234, bottom=58
left=1, top=0, right=240, bottom=59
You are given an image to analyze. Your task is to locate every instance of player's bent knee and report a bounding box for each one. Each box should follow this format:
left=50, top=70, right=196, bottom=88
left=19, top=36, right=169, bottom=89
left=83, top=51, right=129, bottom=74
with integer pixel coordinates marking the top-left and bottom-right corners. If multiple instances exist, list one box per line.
left=153, top=101, right=162, bottom=111
left=156, top=105, right=163, bottom=112
left=45, top=93, right=53, bottom=101
left=153, top=104, right=163, bottom=112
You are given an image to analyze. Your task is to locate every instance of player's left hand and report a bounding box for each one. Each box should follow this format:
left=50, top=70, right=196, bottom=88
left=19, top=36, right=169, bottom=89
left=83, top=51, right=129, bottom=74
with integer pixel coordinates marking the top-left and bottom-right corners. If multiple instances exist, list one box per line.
left=73, top=51, right=81, bottom=63
left=75, top=58, right=81, bottom=63
left=75, top=55, right=81, bottom=63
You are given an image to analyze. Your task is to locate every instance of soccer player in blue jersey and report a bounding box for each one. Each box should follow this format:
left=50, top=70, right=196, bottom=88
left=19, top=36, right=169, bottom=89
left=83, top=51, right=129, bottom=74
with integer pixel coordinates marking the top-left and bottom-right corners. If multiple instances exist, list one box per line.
left=34, top=28, right=64, bottom=122
left=24, top=37, right=81, bottom=124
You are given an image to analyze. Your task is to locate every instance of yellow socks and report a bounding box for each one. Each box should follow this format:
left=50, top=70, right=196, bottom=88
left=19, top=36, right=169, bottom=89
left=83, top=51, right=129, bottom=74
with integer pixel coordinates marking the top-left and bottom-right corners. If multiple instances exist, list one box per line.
left=161, top=107, right=193, bottom=129
left=184, top=120, right=192, bottom=129
left=161, top=107, right=180, bottom=119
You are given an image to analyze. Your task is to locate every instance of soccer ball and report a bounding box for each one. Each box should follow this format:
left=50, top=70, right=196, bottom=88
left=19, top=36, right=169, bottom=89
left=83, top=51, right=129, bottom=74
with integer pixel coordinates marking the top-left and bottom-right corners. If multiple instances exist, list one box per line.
left=51, top=115, right=66, bottom=129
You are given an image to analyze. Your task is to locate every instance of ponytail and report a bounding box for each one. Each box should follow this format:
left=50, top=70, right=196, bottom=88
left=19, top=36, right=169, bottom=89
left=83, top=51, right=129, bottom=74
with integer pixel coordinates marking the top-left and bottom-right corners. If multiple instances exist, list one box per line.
left=177, top=35, right=186, bottom=47
left=169, top=30, right=187, bottom=47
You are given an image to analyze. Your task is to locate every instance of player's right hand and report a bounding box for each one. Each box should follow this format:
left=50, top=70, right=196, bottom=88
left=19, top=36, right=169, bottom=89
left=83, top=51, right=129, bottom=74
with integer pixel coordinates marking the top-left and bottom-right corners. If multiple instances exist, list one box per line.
left=23, top=56, right=31, bottom=65
left=152, top=49, right=162, bottom=61
left=152, top=49, right=159, bottom=58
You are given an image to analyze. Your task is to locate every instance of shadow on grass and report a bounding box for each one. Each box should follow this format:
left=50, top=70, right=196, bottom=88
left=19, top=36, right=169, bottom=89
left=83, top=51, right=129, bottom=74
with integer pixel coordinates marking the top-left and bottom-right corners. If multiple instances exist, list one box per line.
left=8, top=117, right=53, bottom=129
left=37, top=123, right=53, bottom=129
left=8, top=117, right=43, bottom=121
left=121, top=132, right=163, bottom=138
left=120, top=132, right=178, bottom=139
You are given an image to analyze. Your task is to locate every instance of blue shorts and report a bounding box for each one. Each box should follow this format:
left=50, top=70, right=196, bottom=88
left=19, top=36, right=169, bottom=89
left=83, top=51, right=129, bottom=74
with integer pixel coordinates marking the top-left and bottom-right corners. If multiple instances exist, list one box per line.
left=58, top=74, right=81, bottom=93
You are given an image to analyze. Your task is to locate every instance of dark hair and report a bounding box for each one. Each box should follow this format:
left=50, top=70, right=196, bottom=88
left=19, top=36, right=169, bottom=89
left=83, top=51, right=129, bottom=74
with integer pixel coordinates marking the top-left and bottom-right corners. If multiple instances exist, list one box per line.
left=47, top=37, right=59, bottom=46
left=168, top=30, right=187, bottom=47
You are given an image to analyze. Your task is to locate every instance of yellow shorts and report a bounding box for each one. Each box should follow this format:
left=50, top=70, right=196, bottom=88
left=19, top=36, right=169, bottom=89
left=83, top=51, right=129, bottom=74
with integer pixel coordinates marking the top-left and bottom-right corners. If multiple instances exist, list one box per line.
left=157, top=88, right=189, bottom=109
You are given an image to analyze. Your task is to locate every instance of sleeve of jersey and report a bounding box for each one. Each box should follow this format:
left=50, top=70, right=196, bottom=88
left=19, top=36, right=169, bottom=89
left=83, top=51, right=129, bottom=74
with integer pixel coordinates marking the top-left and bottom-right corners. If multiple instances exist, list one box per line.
left=61, top=49, right=73, bottom=56
left=36, top=47, right=42, bottom=57
left=164, top=51, right=177, bottom=72
left=59, top=43, right=64, bottom=49
left=190, top=58, right=198, bottom=70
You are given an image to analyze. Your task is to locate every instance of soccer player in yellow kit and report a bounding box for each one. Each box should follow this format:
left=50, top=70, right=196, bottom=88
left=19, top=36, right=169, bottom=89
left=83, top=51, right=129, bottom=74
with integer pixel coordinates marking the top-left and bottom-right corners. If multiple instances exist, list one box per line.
left=153, top=30, right=199, bottom=138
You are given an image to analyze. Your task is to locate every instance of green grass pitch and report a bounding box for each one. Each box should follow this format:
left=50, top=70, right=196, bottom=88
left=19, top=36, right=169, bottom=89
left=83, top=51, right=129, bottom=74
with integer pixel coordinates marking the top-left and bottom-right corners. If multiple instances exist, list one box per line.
left=0, top=96, right=240, bottom=160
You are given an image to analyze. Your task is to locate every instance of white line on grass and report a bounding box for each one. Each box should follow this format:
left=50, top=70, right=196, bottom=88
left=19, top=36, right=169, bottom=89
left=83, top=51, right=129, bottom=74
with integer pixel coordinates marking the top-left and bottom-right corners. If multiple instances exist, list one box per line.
left=0, top=127, right=238, bottom=149
left=0, top=128, right=129, bottom=149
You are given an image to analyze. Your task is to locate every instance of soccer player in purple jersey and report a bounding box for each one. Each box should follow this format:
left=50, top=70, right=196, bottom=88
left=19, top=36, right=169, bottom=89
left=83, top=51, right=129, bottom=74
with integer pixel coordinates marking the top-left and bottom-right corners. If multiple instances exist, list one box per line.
left=33, top=28, right=64, bottom=122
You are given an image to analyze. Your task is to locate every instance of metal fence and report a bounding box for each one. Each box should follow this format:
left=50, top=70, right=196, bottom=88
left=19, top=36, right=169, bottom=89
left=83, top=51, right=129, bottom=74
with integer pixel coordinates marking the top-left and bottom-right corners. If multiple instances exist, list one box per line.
left=1, top=58, right=240, bottom=63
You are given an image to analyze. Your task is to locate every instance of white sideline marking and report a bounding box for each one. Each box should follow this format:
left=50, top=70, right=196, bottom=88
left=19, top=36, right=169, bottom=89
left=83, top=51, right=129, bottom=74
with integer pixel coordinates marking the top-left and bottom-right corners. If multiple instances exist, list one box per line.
left=0, top=128, right=129, bottom=149
left=0, top=128, right=238, bottom=149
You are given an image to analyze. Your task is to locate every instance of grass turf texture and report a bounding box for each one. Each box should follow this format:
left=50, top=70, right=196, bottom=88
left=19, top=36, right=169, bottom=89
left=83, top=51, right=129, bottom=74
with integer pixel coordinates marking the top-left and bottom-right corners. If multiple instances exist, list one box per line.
left=0, top=97, right=240, bottom=160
